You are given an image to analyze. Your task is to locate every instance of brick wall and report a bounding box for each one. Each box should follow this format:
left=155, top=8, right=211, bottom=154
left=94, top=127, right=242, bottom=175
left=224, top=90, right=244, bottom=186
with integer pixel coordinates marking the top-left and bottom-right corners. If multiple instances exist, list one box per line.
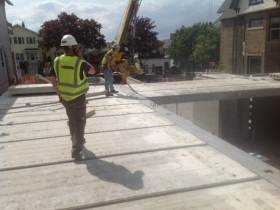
left=220, top=19, right=234, bottom=74
left=265, top=9, right=280, bottom=73
left=220, top=9, right=280, bottom=75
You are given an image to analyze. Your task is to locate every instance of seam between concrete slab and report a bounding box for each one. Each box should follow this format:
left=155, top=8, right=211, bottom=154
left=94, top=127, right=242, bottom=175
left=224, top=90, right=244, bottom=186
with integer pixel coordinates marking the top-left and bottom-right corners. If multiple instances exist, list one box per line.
left=55, top=176, right=261, bottom=210
left=0, top=144, right=207, bottom=172
left=0, top=124, right=176, bottom=144
left=0, top=111, right=155, bottom=125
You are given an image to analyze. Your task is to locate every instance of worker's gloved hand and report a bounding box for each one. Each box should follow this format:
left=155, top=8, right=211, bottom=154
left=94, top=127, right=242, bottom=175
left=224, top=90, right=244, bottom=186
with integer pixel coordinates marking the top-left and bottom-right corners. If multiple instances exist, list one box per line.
left=58, top=94, right=62, bottom=103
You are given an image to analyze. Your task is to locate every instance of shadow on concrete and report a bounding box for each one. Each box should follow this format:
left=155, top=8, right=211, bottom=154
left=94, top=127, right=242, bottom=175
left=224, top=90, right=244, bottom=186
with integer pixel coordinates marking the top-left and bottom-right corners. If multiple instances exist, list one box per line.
left=77, top=146, right=145, bottom=191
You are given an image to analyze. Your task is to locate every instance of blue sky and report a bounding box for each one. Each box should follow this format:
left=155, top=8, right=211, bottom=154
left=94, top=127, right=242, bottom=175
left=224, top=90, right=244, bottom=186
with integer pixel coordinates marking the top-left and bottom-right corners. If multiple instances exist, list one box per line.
left=5, top=0, right=224, bottom=42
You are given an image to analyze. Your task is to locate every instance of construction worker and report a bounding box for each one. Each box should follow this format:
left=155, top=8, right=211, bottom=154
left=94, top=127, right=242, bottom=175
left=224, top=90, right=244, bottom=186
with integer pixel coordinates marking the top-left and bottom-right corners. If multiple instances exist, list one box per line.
left=50, top=34, right=95, bottom=159
left=101, top=43, right=120, bottom=97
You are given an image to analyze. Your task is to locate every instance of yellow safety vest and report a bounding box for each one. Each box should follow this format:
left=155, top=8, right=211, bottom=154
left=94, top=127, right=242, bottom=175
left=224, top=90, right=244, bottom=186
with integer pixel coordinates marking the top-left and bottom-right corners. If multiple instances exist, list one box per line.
left=54, top=55, right=89, bottom=101
left=101, top=49, right=116, bottom=68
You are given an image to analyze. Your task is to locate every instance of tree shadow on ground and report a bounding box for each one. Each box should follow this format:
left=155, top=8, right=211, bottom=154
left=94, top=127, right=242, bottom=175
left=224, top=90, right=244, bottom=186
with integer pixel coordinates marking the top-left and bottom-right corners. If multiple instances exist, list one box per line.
left=76, top=146, right=145, bottom=191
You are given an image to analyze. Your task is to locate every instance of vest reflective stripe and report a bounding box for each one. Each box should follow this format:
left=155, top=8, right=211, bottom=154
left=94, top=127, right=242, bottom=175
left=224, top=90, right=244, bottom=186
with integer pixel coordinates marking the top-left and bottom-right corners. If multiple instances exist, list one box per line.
left=54, top=55, right=89, bottom=101
left=59, top=87, right=89, bottom=97
left=101, top=49, right=115, bottom=68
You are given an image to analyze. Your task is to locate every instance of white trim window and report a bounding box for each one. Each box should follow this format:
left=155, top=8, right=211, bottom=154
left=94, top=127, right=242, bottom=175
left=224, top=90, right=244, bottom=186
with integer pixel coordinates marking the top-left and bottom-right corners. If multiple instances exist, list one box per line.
left=26, top=37, right=36, bottom=44
left=270, top=17, right=280, bottom=41
left=249, top=0, right=263, bottom=5
left=143, top=65, right=148, bottom=73
left=15, top=53, right=25, bottom=61
left=249, top=18, right=263, bottom=28
left=152, top=64, right=155, bottom=73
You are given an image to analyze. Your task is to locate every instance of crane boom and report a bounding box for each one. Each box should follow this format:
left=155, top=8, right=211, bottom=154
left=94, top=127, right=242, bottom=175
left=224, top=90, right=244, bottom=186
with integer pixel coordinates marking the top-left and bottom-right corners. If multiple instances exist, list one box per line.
left=116, top=0, right=141, bottom=45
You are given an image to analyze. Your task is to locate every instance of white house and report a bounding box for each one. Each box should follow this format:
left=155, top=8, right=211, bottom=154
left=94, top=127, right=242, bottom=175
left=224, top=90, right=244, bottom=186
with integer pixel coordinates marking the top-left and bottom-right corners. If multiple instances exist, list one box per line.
left=135, top=38, right=174, bottom=75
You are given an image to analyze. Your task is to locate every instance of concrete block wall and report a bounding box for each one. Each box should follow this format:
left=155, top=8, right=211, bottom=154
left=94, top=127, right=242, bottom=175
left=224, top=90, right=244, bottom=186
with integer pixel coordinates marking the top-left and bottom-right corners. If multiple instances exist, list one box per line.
left=0, top=0, right=14, bottom=95
left=162, top=103, right=193, bottom=123
left=251, top=96, right=280, bottom=141
left=192, top=101, right=220, bottom=136
left=220, top=18, right=234, bottom=74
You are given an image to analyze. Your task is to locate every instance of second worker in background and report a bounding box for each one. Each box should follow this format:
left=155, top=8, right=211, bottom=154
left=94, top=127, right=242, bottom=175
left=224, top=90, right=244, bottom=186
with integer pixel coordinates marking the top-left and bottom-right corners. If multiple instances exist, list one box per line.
left=101, top=43, right=120, bottom=97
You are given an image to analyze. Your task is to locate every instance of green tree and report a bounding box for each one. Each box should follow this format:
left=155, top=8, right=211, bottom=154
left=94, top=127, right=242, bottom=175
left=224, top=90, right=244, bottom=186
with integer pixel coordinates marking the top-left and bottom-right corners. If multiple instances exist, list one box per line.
left=168, top=21, right=220, bottom=72
left=125, top=16, right=160, bottom=67
left=192, top=22, right=220, bottom=69
left=38, top=12, right=106, bottom=53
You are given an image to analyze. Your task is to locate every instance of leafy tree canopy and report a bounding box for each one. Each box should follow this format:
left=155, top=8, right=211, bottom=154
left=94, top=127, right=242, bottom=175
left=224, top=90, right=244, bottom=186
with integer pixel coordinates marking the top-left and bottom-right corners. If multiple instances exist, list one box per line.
left=125, top=16, right=160, bottom=67
left=38, top=12, right=106, bottom=52
left=168, top=21, right=220, bottom=70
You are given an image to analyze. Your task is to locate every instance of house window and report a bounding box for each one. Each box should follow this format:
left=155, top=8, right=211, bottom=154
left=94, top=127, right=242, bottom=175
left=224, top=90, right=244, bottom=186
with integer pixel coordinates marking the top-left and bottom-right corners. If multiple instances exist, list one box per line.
left=14, top=37, right=18, bottom=44
left=27, top=37, right=36, bottom=44
left=0, top=48, right=5, bottom=67
left=143, top=65, right=148, bottom=73
left=17, top=37, right=24, bottom=44
left=15, top=53, right=20, bottom=61
left=16, top=53, right=25, bottom=61
left=30, top=53, right=35, bottom=60
left=270, top=17, right=280, bottom=41
left=20, top=53, right=24, bottom=61
left=249, top=0, right=263, bottom=5
left=249, top=19, right=263, bottom=28
left=10, top=37, right=12, bottom=44
left=248, top=56, right=261, bottom=74
left=152, top=64, right=155, bottom=73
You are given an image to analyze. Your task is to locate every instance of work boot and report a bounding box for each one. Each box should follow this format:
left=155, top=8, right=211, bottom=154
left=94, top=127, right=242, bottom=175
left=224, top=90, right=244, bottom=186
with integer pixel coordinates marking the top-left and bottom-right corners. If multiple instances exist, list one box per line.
left=72, top=150, right=82, bottom=160
left=105, top=91, right=113, bottom=97
left=110, top=90, right=119, bottom=94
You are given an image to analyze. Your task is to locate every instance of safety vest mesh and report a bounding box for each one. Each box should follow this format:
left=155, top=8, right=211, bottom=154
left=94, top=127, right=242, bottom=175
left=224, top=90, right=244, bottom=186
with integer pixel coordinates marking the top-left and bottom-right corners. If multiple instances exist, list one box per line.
left=54, top=55, right=89, bottom=101
left=101, top=49, right=116, bottom=68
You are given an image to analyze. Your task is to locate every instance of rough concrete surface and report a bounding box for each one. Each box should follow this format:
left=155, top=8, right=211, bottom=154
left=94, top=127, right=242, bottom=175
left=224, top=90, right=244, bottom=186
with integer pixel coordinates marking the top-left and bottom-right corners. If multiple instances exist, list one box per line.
left=0, top=84, right=280, bottom=209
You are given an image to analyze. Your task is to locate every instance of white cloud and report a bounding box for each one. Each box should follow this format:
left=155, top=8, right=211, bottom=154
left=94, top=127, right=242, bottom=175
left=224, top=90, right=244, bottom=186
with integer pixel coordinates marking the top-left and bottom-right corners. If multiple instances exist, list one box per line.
left=6, top=0, right=224, bottom=42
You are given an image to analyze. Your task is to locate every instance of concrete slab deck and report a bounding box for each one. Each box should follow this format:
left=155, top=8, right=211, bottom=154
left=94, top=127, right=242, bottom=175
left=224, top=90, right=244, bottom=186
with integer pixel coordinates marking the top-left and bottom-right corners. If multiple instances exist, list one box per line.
left=0, top=85, right=280, bottom=209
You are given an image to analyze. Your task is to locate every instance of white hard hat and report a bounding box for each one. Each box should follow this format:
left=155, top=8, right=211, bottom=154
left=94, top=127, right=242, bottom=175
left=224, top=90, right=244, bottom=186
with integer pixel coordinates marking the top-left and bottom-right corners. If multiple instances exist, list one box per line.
left=112, top=43, right=120, bottom=49
left=61, top=34, right=78, bottom=46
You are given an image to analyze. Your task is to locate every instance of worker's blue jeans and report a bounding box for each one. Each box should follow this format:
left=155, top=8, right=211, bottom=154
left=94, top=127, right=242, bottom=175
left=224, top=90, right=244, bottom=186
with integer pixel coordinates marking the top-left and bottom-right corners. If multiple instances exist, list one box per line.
left=103, top=66, right=115, bottom=92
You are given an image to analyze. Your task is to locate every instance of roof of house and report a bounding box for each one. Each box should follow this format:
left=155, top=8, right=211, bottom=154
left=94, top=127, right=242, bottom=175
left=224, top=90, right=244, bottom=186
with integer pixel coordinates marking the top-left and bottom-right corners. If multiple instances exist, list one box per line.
left=12, top=24, right=38, bottom=35
left=217, top=0, right=232, bottom=13
left=162, top=39, right=171, bottom=49
left=218, top=0, right=280, bottom=20
left=4, top=0, right=13, bottom=5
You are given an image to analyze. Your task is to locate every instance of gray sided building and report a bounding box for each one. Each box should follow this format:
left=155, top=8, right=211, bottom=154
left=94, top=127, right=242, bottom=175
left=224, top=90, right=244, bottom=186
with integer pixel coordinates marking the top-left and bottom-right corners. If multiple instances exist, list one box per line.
left=218, top=0, right=280, bottom=75
left=0, top=0, right=14, bottom=95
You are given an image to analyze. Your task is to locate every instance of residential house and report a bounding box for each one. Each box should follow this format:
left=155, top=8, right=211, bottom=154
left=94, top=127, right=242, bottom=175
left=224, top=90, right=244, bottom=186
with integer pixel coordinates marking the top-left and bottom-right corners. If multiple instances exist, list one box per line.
left=10, top=23, right=43, bottom=74
left=135, top=38, right=173, bottom=75
left=218, top=0, right=280, bottom=75
left=0, top=0, right=14, bottom=95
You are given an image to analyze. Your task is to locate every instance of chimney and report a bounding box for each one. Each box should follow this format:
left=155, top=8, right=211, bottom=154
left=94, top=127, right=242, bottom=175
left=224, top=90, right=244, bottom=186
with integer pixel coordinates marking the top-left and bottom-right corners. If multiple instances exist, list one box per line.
left=22, top=22, right=25, bottom=28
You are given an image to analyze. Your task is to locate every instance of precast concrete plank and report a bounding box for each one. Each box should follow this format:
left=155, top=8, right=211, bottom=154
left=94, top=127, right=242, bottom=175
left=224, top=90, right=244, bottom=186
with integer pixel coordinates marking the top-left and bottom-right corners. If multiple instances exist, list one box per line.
left=95, top=179, right=280, bottom=210
left=0, top=113, right=174, bottom=142
left=0, top=125, right=204, bottom=170
left=128, top=78, right=277, bottom=92
left=0, top=147, right=258, bottom=210
left=140, top=82, right=280, bottom=97
left=8, top=84, right=55, bottom=95
left=0, top=103, right=153, bottom=124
